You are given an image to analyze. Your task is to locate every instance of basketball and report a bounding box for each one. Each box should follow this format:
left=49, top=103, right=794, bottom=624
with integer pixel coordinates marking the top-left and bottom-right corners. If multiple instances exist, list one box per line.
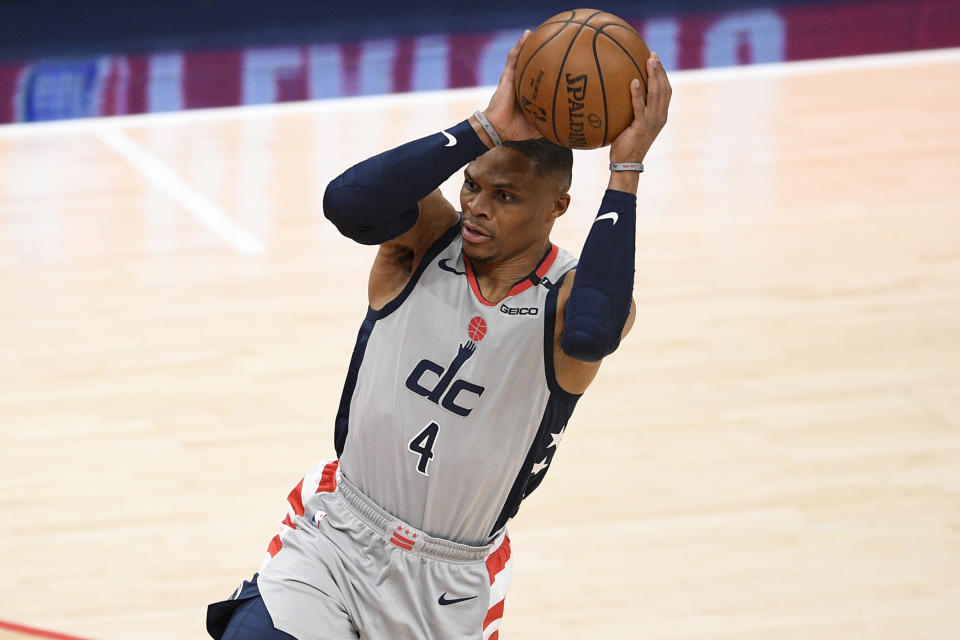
left=514, top=8, right=650, bottom=149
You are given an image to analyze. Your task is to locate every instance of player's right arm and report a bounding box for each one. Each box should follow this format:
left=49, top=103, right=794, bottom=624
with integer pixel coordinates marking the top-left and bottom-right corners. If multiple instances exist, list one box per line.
left=322, top=30, right=536, bottom=309
left=321, top=119, right=488, bottom=308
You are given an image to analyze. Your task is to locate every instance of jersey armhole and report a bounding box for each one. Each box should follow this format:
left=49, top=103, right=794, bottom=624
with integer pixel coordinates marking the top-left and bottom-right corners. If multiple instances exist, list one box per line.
left=371, top=215, right=462, bottom=320
left=543, top=269, right=583, bottom=401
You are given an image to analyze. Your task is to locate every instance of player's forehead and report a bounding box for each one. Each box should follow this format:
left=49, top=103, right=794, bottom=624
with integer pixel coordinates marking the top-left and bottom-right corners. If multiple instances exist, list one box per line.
left=464, top=147, right=538, bottom=190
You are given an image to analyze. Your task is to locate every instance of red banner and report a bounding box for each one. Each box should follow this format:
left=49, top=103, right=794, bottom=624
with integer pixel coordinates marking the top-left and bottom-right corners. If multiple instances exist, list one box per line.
left=0, top=0, right=957, bottom=124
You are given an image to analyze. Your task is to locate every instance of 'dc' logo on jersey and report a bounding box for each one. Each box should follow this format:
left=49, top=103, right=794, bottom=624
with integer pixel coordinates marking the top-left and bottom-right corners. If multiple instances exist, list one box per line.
left=404, top=318, right=487, bottom=417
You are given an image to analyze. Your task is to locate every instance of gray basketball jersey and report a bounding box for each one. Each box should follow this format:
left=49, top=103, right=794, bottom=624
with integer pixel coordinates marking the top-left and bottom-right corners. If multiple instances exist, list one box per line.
left=335, top=220, right=580, bottom=546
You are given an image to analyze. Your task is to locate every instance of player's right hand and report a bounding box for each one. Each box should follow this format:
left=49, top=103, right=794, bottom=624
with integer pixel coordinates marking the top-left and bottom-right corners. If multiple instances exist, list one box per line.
left=481, top=30, right=541, bottom=142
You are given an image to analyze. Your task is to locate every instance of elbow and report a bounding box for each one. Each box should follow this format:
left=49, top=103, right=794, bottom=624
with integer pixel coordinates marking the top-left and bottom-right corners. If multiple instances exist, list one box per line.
left=322, top=178, right=419, bottom=245
left=321, top=174, right=386, bottom=245
left=322, top=176, right=355, bottom=228
left=560, top=324, right=621, bottom=362
left=560, top=293, right=623, bottom=362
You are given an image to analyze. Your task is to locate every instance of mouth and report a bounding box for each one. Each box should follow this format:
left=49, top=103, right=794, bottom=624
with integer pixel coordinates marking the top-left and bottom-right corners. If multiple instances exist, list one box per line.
left=461, top=219, right=492, bottom=244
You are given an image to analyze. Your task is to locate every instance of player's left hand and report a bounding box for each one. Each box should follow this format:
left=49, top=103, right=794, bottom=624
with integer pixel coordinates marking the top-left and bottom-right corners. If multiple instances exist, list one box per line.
left=609, top=52, right=672, bottom=165
left=481, top=30, right=542, bottom=142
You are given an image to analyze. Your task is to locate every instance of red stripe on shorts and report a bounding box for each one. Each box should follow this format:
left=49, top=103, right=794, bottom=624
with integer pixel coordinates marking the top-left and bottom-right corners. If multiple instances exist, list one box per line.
left=287, top=478, right=306, bottom=517
left=389, top=535, right=415, bottom=550
left=316, top=460, right=339, bottom=493
left=483, top=535, right=511, bottom=632
left=393, top=532, right=416, bottom=546
left=483, top=599, right=505, bottom=629
left=267, top=534, right=282, bottom=557
left=485, top=535, right=511, bottom=584
left=268, top=460, right=340, bottom=558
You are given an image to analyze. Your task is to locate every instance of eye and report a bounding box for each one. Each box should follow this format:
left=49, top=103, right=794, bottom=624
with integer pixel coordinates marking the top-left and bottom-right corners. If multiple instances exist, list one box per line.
left=464, top=179, right=478, bottom=192
left=496, top=191, right=515, bottom=202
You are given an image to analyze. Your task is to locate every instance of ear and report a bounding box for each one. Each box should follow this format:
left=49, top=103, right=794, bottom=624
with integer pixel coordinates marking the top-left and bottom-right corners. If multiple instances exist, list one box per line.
left=551, top=193, right=571, bottom=220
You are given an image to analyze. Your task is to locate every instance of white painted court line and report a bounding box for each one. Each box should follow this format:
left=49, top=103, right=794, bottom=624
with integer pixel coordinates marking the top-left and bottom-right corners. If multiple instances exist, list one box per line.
left=0, top=46, right=957, bottom=138
left=95, top=127, right=266, bottom=256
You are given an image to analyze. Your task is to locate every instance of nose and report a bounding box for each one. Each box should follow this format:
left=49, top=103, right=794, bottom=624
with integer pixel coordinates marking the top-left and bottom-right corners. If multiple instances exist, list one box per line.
left=465, top=190, right=492, bottom=219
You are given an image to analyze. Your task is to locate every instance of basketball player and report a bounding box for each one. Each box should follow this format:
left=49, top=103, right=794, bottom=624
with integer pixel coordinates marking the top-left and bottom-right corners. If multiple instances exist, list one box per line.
left=207, top=30, right=670, bottom=640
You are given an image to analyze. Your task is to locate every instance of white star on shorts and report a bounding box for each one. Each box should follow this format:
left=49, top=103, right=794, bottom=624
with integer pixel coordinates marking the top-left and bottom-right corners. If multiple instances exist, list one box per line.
left=531, top=458, right=549, bottom=475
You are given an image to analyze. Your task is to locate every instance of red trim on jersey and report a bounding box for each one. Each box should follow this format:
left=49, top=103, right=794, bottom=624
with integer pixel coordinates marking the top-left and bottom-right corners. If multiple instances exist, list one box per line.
left=463, top=244, right=559, bottom=306
left=462, top=256, right=496, bottom=306
left=535, top=244, right=560, bottom=280
left=485, top=534, right=511, bottom=585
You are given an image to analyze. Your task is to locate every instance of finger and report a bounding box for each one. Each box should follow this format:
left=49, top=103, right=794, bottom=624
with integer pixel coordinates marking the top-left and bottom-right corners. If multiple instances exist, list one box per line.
left=659, top=62, right=673, bottom=111
left=506, top=29, right=531, bottom=63
left=650, top=55, right=671, bottom=120
left=499, top=29, right=531, bottom=87
left=644, top=54, right=661, bottom=117
left=629, top=78, right=645, bottom=121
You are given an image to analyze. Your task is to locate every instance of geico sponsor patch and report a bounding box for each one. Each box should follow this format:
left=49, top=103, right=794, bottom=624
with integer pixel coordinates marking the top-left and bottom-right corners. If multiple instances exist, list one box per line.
left=499, top=304, right=539, bottom=316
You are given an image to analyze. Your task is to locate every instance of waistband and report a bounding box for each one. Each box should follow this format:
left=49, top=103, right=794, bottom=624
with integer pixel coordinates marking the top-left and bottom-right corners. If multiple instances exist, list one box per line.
left=335, top=472, right=498, bottom=564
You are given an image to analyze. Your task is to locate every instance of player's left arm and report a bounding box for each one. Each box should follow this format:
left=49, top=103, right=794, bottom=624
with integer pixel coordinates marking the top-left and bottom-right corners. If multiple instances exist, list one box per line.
left=554, top=271, right=637, bottom=393
left=554, top=52, right=671, bottom=395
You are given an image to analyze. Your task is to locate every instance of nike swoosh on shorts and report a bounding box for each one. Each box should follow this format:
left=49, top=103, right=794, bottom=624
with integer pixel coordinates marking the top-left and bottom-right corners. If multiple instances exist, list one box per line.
left=438, top=592, right=478, bottom=606
left=442, top=131, right=457, bottom=147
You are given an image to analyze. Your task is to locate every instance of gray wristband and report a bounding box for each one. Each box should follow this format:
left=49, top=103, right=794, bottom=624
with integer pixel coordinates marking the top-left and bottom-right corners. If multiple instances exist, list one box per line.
left=473, top=111, right=502, bottom=147
left=609, top=162, right=644, bottom=172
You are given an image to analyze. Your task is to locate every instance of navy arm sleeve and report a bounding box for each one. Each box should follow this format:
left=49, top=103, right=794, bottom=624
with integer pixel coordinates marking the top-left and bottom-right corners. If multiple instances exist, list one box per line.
left=322, top=119, right=489, bottom=245
left=560, top=189, right=637, bottom=362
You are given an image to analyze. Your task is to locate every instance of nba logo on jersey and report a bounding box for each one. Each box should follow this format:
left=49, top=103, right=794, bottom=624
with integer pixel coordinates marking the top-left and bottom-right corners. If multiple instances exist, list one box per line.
left=403, top=318, right=487, bottom=417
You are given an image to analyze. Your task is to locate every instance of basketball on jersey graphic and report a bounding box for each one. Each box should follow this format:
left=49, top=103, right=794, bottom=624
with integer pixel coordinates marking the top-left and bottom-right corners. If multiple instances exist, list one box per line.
left=467, top=316, right=487, bottom=341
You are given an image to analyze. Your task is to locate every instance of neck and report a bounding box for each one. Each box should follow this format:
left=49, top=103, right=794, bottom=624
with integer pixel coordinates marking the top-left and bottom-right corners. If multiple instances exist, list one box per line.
left=467, top=240, right=551, bottom=303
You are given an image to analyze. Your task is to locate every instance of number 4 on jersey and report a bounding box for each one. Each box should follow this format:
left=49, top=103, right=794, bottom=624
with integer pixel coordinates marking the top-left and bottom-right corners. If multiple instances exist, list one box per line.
left=408, top=422, right=439, bottom=476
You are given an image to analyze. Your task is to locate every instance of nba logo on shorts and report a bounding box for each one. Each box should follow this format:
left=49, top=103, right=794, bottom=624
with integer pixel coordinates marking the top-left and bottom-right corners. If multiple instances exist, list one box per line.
left=313, top=511, right=328, bottom=526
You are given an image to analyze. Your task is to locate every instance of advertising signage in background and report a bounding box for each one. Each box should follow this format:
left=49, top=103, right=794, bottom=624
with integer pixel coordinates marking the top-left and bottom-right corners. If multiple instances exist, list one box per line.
left=0, top=1, right=958, bottom=125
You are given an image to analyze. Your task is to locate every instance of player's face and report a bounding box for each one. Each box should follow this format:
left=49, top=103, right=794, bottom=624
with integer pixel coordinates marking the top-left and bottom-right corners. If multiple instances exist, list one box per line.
left=459, top=147, right=569, bottom=264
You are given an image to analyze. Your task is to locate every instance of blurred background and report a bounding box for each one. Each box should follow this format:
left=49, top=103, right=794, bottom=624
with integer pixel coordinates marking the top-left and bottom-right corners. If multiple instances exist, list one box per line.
left=2, top=2, right=960, bottom=640
left=1, top=0, right=958, bottom=125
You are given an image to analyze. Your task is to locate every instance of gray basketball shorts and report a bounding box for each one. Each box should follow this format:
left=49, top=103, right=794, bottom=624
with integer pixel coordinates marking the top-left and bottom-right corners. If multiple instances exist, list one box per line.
left=251, top=460, right=513, bottom=640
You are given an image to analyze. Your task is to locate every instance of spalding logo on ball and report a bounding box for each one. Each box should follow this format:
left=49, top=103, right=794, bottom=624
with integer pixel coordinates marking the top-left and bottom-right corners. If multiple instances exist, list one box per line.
left=515, top=8, right=650, bottom=149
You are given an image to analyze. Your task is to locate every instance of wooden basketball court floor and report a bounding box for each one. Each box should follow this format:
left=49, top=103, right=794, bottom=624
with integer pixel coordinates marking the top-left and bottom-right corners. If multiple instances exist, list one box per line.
left=1, top=48, right=958, bottom=640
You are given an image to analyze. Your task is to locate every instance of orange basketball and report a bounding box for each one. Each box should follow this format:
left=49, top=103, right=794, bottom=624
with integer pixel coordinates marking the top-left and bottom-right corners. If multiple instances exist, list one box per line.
left=514, top=8, right=650, bottom=149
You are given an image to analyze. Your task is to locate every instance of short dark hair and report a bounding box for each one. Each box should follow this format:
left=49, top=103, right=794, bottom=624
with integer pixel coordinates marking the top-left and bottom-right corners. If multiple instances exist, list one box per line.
left=502, top=138, right=573, bottom=192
